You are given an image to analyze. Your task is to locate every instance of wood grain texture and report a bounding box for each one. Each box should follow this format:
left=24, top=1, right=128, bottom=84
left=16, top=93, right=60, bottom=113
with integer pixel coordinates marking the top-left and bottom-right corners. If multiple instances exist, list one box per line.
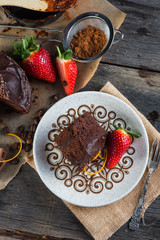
left=0, top=164, right=93, bottom=240
left=0, top=62, right=160, bottom=240
left=0, top=0, right=160, bottom=239
left=0, top=236, right=21, bottom=240
left=103, top=0, right=160, bottom=71
left=82, top=63, right=160, bottom=131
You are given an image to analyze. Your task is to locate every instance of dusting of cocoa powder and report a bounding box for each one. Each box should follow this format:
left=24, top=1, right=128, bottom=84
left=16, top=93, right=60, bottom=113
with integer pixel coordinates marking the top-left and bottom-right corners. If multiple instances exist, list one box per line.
left=70, top=25, right=107, bottom=58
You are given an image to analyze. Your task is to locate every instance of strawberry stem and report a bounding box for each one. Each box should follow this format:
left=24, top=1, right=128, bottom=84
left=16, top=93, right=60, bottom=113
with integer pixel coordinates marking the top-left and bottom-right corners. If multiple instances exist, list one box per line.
left=110, top=123, right=141, bottom=138
left=56, top=46, right=62, bottom=58
left=56, top=45, right=73, bottom=60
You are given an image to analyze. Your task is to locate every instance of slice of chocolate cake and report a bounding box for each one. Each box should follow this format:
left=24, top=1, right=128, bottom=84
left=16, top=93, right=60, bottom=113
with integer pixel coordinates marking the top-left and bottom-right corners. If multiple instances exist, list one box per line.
left=0, top=52, right=31, bottom=113
left=55, top=112, right=107, bottom=170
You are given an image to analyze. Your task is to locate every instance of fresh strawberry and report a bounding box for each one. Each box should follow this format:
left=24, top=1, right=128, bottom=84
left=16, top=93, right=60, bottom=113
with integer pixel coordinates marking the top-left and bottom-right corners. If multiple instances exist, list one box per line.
left=13, top=36, right=56, bottom=83
left=56, top=46, right=77, bottom=95
left=106, top=124, right=141, bottom=169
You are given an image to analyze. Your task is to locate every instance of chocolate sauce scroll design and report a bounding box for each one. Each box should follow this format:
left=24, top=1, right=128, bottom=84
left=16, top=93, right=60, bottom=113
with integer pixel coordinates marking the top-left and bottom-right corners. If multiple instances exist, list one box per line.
left=46, top=104, right=135, bottom=194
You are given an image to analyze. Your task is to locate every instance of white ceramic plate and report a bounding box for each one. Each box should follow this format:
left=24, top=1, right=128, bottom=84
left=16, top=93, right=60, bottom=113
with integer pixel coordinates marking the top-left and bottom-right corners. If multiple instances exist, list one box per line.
left=33, top=92, right=149, bottom=207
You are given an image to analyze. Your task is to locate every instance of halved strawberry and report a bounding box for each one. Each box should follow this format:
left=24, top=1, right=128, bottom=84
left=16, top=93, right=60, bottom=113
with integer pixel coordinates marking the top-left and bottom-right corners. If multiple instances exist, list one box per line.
left=56, top=46, right=77, bottom=95
left=13, top=36, right=56, bottom=83
left=106, top=124, right=141, bottom=169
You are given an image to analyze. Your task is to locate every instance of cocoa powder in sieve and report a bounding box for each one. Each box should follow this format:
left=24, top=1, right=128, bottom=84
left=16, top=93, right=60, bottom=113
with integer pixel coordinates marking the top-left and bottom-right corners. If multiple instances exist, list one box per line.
left=70, top=25, right=107, bottom=58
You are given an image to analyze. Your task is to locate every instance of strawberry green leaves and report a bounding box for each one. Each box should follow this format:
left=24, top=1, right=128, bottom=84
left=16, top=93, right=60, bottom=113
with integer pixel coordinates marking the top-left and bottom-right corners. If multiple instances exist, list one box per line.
left=13, top=36, right=40, bottom=60
left=110, top=123, right=141, bottom=138
left=13, top=36, right=56, bottom=83
left=56, top=46, right=73, bottom=60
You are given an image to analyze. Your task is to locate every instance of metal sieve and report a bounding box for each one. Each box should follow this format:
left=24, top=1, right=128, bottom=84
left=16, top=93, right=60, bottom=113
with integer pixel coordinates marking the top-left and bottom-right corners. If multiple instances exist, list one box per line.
left=63, top=12, right=124, bottom=62
left=0, top=12, right=124, bottom=62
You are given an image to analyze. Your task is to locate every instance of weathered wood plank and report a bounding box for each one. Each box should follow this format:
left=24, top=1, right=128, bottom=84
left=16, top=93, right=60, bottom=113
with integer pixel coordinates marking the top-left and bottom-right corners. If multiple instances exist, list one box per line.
left=0, top=236, right=18, bottom=240
left=0, top=236, right=20, bottom=240
left=83, top=62, right=160, bottom=131
left=102, top=0, right=160, bottom=71
left=0, top=164, right=93, bottom=240
left=0, top=62, right=159, bottom=240
left=112, top=196, right=160, bottom=239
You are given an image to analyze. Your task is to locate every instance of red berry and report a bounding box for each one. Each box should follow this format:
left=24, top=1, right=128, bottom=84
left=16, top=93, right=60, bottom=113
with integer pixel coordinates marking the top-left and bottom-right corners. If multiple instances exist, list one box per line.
left=106, top=129, right=131, bottom=169
left=13, top=36, right=56, bottom=83
left=23, top=48, right=56, bottom=82
left=56, top=46, right=77, bottom=95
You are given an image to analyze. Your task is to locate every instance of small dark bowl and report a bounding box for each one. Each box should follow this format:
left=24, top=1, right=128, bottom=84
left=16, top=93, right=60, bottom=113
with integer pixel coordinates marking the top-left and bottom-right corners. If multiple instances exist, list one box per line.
left=2, top=6, right=64, bottom=27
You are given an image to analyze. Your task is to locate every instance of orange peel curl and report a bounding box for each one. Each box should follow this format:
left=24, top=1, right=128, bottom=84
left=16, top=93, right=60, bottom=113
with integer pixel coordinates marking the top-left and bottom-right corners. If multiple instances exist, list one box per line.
left=92, top=150, right=101, bottom=161
left=84, top=151, right=107, bottom=176
left=0, top=133, right=22, bottom=162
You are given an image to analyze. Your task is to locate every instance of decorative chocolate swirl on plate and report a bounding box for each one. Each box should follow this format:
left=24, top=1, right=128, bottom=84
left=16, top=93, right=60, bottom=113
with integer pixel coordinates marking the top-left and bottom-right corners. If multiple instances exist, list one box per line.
left=46, top=105, right=135, bottom=194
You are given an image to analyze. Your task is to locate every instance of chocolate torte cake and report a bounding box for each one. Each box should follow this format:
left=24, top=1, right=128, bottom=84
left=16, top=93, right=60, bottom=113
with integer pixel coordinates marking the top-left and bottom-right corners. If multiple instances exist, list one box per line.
left=0, top=52, right=31, bottom=113
left=55, top=112, right=107, bottom=170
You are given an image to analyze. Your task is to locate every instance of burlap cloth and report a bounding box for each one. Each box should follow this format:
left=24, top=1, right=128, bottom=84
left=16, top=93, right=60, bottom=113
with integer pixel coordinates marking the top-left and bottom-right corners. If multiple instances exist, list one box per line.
left=27, top=82, right=160, bottom=240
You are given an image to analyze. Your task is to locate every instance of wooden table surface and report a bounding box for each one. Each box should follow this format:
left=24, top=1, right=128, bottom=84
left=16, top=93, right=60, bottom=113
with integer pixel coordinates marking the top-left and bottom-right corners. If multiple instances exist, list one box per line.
left=0, top=0, right=160, bottom=239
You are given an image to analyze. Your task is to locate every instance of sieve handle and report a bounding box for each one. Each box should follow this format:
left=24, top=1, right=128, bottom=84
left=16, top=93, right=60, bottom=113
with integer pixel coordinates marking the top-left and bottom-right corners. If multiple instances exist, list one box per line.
left=0, top=24, right=63, bottom=43
left=113, top=29, right=124, bottom=44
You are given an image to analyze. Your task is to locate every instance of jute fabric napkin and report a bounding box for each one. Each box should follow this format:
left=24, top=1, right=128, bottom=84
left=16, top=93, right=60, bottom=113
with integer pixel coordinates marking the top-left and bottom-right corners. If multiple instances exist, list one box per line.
left=27, top=82, right=160, bottom=240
